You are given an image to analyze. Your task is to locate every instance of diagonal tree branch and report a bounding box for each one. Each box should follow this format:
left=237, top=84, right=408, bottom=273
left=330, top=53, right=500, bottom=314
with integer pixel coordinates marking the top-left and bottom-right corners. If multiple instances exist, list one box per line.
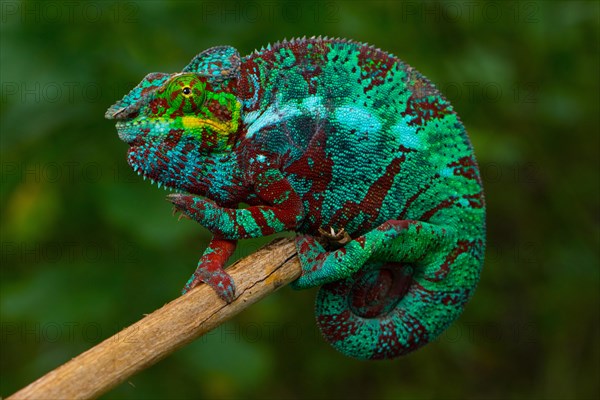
left=7, top=237, right=300, bottom=400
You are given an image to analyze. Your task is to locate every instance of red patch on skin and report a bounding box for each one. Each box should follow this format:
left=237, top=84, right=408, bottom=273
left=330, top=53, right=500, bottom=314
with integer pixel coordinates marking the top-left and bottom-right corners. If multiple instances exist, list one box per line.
left=200, top=239, right=237, bottom=272
left=149, top=98, right=168, bottom=117
left=371, top=317, right=401, bottom=359
left=164, top=129, right=184, bottom=147
left=352, top=156, right=405, bottom=233
left=427, top=240, right=472, bottom=282
left=289, top=42, right=325, bottom=95
left=328, top=149, right=409, bottom=234
left=373, top=310, right=427, bottom=359
left=238, top=60, right=265, bottom=112
left=140, top=73, right=169, bottom=96
left=248, top=193, right=300, bottom=234
left=297, top=237, right=315, bottom=254
left=141, top=87, right=155, bottom=96
left=463, top=192, right=485, bottom=209
left=402, top=96, right=451, bottom=127
left=356, top=46, right=394, bottom=94
left=207, top=99, right=232, bottom=121
left=317, top=309, right=359, bottom=343
left=419, top=197, right=458, bottom=221
left=449, top=155, right=480, bottom=181
left=154, top=150, right=170, bottom=166
left=182, top=141, right=195, bottom=153
left=200, top=130, right=219, bottom=152
left=247, top=207, right=269, bottom=235
left=353, top=236, right=365, bottom=248
left=219, top=78, right=238, bottom=93
left=183, top=171, right=209, bottom=195
left=440, top=289, right=465, bottom=306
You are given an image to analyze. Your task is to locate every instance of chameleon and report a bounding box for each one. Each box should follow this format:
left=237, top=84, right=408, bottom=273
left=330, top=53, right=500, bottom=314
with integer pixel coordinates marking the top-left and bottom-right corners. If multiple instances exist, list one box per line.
left=105, top=37, right=485, bottom=360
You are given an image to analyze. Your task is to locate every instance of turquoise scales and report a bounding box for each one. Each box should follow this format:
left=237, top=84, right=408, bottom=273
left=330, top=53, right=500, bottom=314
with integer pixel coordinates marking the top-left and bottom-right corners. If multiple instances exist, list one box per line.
left=106, top=37, right=486, bottom=360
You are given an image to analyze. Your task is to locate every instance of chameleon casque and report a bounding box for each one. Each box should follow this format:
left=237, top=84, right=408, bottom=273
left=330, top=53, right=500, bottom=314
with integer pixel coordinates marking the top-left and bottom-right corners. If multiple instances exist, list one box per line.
left=106, top=37, right=486, bottom=360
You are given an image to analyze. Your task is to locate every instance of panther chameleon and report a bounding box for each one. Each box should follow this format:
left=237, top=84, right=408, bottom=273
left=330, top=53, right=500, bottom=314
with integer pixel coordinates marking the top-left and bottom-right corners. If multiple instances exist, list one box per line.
left=105, top=37, right=486, bottom=360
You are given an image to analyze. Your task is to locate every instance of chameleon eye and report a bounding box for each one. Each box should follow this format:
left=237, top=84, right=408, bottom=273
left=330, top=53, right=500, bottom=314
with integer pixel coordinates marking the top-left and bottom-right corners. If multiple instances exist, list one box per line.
left=165, top=74, right=206, bottom=110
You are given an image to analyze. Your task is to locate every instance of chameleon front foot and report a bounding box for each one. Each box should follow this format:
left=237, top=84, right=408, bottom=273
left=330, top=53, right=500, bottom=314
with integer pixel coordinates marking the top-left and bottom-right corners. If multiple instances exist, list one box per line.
left=183, top=267, right=236, bottom=303
left=167, top=193, right=239, bottom=238
left=181, top=237, right=238, bottom=302
left=167, top=193, right=211, bottom=222
left=172, top=206, right=191, bottom=221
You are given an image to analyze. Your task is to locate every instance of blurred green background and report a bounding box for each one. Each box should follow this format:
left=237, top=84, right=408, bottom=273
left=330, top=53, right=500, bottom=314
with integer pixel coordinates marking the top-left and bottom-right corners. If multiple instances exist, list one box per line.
left=1, top=1, right=598, bottom=399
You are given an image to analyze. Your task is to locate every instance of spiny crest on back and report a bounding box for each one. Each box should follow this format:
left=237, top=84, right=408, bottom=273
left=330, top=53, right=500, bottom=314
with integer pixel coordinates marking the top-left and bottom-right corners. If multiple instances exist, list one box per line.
left=245, top=36, right=395, bottom=62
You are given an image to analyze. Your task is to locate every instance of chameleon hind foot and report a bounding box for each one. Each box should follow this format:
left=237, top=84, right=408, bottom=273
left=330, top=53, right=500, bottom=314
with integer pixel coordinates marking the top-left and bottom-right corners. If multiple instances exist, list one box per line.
left=318, top=226, right=351, bottom=248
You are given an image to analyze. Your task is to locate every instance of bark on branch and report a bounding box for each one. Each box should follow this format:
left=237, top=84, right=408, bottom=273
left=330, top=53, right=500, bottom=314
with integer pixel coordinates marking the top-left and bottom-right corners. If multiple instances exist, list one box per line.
left=8, top=237, right=300, bottom=400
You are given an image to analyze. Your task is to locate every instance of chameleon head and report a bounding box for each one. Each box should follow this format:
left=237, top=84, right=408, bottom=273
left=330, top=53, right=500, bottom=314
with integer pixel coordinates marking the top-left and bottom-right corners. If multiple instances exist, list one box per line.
left=105, top=47, right=243, bottom=189
left=106, top=72, right=241, bottom=165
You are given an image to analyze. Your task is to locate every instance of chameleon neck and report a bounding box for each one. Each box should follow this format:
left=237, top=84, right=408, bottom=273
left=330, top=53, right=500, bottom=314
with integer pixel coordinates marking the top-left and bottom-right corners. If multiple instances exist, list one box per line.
left=127, top=136, right=245, bottom=205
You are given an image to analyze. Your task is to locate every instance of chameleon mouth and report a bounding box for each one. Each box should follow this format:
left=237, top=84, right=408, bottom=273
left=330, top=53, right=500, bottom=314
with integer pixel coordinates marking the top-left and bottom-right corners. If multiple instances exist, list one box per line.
left=105, top=106, right=139, bottom=121
left=115, top=121, right=141, bottom=144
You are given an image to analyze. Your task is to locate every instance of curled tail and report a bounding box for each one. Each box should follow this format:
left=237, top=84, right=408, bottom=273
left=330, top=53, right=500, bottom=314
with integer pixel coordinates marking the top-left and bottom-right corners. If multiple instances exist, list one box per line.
left=293, top=220, right=484, bottom=360
left=315, top=260, right=476, bottom=360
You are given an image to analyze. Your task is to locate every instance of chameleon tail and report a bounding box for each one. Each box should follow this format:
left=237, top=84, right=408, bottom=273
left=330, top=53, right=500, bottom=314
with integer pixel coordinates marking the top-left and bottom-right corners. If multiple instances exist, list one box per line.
left=315, top=260, right=472, bottom=360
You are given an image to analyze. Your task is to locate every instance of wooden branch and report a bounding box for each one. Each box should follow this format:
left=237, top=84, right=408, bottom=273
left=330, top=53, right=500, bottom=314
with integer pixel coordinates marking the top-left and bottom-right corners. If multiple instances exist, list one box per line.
left=8, top=237, right=300, bottom=400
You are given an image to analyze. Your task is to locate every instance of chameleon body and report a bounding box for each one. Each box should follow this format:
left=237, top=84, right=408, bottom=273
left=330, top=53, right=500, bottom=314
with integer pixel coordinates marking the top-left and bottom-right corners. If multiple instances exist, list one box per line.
left=106, top=37, right=485, bottom=360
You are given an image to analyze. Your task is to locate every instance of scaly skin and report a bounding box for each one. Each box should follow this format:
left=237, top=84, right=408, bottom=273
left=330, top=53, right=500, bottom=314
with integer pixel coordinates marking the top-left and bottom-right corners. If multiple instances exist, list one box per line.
left=106, top=37, right=486, bottom=360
